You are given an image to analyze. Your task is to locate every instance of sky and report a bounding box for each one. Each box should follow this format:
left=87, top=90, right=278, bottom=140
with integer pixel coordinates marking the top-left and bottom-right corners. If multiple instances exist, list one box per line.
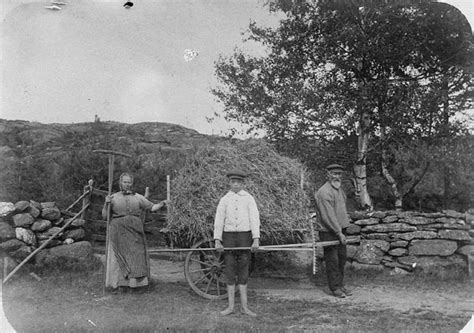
left=1, top=0, right=473, bottom=137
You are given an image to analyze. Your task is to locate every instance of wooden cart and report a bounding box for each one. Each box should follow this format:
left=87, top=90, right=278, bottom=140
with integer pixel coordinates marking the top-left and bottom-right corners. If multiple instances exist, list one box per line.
left=148, top=237, right=359, bottom=300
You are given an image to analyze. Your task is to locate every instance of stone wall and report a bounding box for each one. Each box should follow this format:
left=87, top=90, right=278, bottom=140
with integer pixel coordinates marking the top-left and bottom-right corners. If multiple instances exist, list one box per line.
left=0, top=200, right=93, bottom=270
left=344, top=209, right=474, bottom=276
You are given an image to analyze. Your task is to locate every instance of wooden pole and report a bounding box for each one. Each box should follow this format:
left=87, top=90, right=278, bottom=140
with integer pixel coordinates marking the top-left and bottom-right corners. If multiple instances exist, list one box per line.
left=3, top=204, right=89, bottom=283
left=148, top=238, right=359, bottom=253
left=104, top=154, right=114, bottom=293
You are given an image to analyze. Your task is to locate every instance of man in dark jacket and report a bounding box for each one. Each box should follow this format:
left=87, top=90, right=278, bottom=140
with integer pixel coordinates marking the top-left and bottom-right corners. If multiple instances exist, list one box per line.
left=315, top=164, right=353, bottom=298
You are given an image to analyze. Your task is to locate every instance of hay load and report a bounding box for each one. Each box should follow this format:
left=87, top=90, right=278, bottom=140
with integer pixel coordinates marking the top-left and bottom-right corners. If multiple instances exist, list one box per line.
left=166, top=140, right=311, bottom=248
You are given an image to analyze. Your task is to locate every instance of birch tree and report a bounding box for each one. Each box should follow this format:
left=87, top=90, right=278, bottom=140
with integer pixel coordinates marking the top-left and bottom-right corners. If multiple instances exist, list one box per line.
left=212, top=0, right=473, bottom=209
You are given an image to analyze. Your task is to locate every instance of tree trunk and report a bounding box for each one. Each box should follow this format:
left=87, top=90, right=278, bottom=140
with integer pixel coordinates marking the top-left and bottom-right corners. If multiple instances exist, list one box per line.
left=381, top=150, right=403, bottom=210
left=354, top=111, right=373, bottom=210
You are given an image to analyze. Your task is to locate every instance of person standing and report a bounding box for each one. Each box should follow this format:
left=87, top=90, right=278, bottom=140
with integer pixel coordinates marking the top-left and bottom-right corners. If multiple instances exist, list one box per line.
left=315, top=164, right=353, bottom=298
left=214, top=169, right=260, bottom=316
left=102, top=172, right=168, bottom=292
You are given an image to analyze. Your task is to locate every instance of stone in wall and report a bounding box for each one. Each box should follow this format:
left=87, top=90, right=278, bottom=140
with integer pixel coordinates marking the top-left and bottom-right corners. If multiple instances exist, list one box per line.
left=362, top=223, right=417, bottom=233
left=354, top=240, right=390, bottom=264
left=70, top=218, right=86, bottom=227
left=364, top=233, right=390, bottom=241
left=350, top=211, right=370, bottom=220
left=31, top=220, right=52, bottom=232
left=438, top=229, right=471, bottom=241
left=15, top=227, right=36, bottom=246
left=26, top=205, right=41, bottom=218
left=370, top=211, right=387, bottom=219
left=10, top=245, right=33, bottom=260
left=457, top=245, right=474, bottom=256
left=13, top=213, right=34, bottom=227
left=0, top=222, right=16, bottom=241
left=0, top=239, right=25, bottom=252
left=382, top=215, right=398, bottom=223
left=14, top=201, right=30, bottom=212
left=395, top=231, right=438, bottom=241
left=346, top=224, right=361, bottom=235
left=409, top=239, right=457, bottom=256
left=346, top=245, right=358, bottom=260
left=389, top=248, right=407, bottom=256
left=40, top=202, right=56, bottom=209
left=41, top=207, right=61, bottom=221
left=38, top=239, right=63, bottom=248
left=354, top=218, right=379, bottom=226
left=0, top=202, right=15, bottom=217
left=443, top=210, right=466, bottom=219
left=63, top=228, right=85, bottom=241
left=390, top=240, right=408, bottom=248
left=37, top=227, right=63, bottom=240
left=401, top=216, right=433, bottom=225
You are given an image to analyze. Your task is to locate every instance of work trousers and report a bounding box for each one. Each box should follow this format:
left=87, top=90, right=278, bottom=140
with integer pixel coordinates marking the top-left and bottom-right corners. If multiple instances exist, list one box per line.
left=319, top=228, right=347, bottom=292
left=222, top=231, right=252, bottom=285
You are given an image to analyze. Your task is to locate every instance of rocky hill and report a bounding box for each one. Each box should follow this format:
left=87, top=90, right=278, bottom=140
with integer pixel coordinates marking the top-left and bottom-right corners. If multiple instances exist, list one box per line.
left=0, top=119, right=234, bottom=206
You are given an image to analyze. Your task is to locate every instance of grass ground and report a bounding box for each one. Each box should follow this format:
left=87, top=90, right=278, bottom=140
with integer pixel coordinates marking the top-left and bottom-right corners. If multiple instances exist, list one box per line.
left=2, top=263, right=472, bottom=333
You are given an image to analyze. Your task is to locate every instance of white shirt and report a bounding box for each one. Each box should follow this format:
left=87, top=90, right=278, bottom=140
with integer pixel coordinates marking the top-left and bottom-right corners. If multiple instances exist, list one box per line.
left=213, top=190, right=260, bottom=241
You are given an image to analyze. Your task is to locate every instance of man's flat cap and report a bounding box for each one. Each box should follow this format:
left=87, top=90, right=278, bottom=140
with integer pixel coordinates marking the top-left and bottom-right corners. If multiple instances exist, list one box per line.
left=326, top=164, right=345, bottom=172
left=226, top=169, right=247, bottom=180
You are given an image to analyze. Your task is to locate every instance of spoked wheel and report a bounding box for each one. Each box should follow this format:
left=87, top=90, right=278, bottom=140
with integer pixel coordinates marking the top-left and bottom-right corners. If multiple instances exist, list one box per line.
left=184, top=239, right=227, bottom=299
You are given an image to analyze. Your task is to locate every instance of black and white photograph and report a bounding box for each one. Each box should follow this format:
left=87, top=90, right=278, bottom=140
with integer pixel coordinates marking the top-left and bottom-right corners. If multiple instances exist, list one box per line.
left=1, top=0, right=473, bottom=331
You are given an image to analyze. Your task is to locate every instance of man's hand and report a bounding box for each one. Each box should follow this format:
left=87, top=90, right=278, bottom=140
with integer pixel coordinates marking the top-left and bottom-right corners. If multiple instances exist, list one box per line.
left=338, top=233, right=346, bottom=245
left=215, top=239, right=224, bottom=253
left=105, top=195, right=112, bottom=204
left=251, top=238, right=259, bottom=252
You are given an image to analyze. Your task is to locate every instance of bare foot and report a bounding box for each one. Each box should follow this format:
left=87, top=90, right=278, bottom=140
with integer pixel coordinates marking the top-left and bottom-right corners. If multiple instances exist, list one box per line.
left=240, top=307, right=257, bottom=317
left=220, top=307, right=234, bottom=316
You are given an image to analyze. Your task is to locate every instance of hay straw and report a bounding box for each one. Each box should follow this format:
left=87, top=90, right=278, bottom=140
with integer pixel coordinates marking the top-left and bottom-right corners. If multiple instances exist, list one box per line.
left=166, top=140, right=311, bottom=248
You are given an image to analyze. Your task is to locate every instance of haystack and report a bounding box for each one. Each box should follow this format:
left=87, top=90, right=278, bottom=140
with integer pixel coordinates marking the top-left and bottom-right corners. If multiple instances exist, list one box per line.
left=166, top=140, right=311, bottom=248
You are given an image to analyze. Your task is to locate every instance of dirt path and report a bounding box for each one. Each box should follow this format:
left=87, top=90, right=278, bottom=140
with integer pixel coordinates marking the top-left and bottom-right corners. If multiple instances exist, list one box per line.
left=149, top=258, right=474, bottom=317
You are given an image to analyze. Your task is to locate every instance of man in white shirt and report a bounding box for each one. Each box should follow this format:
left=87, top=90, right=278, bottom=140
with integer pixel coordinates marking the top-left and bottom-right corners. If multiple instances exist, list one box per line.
left=214, top=169, right=260, bottom=316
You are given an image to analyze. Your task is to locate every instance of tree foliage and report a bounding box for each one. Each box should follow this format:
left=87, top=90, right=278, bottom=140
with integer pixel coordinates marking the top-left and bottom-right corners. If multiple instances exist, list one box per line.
left=212, top=0, right=473, bottom=209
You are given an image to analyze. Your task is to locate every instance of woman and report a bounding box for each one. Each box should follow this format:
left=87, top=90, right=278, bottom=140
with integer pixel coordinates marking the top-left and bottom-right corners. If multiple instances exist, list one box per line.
left=102, top=172, right=167, bottom=292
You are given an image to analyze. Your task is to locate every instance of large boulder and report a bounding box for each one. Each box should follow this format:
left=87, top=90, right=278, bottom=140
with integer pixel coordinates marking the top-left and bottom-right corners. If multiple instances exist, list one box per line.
left=0, top=222, right=16, bottom=241
left=408, top=240, right=457, bottom=256
left=12, top=213, right=34, bottom=227
left=35, top=241, right=98, bottom=270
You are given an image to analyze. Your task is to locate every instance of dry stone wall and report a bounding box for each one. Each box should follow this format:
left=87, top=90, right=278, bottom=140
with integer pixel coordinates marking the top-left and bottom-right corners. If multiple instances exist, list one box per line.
left=0, top=200, right=92, bottom=269
left=346, top=209, right=474, bottom=276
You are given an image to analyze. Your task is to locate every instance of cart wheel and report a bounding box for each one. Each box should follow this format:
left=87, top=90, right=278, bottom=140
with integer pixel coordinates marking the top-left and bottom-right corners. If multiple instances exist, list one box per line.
left=184, top=239, right=227, bottom=300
